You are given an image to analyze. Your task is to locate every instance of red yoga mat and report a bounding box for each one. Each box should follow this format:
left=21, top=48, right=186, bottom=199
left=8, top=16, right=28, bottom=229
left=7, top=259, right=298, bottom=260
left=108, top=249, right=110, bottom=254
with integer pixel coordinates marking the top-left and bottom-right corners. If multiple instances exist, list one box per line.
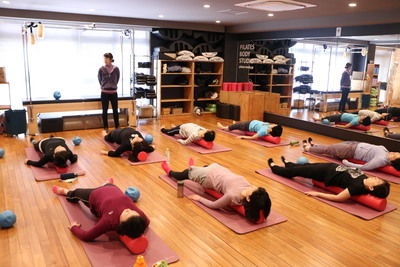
left=25, top=147, right=85, bottom=181
left=101, top=139, right=167, bottom=166
left=160, top=133, right=232, bottom=154
left=158, top=174, right=287, bottom=234
left=303, top=151, right=400, bottom=184
left=216, top=129, right=290, bottom=148
left=256, top=168, right=397, bottom=220
left=57, top=196, right=179, bottom=266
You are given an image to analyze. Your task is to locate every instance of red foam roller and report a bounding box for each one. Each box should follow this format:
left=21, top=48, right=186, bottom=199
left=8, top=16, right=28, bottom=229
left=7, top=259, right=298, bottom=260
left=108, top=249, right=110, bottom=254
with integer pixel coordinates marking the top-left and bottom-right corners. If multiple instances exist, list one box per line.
left=373, top=120, right=389, bottom=126
left=335, top=122, right=370, bottom=131
left=244, top=131, right=281, bottom=144
left=118, top=234, right=148, bottom=254
left=347, top=158, right=400, bottom=177
left=192, top=139, right=214, bottom=149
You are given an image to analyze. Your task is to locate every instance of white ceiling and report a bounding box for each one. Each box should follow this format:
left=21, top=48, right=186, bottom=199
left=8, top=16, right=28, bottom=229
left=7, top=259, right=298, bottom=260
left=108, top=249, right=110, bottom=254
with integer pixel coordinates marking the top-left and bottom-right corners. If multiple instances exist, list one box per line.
left=1, top=0, right=400, bottom=28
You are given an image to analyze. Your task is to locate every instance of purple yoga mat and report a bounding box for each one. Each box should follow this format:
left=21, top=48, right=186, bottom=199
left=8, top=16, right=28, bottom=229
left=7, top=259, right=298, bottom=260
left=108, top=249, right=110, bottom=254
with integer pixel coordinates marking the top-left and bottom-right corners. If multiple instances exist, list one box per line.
left=372, top=123, right=398, bottom=129
left=256, top=168, right=397, bottom=220
left=312, top=121, right=379, bottom=133
left=216, top=129, right=290, bottom=147
left=25, top=147, right=85, bottom=181
left=160, top=133, right=232, bottom=154
left=303, top=151, right=400, bottom=184
left=57, top=196, right=179, bottom=266
left=158, top=174, right=287, bottom=234
left=101, top=139, right=167, bottom=166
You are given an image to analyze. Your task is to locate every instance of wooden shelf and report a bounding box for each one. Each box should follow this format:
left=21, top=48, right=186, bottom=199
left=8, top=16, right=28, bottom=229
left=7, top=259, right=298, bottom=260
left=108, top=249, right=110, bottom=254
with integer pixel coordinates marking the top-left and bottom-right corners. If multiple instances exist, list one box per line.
left=271, top=84, right=292, bottom=86
left=162, top=73, right=194, bottom=75
left=280, top=96, right=292, bottom=98
left=0, top=105, right=11, bottom=109
left=194, top=85, right=221, bottom=87
left=161, top=85, right=192, bottom=88
left=196, top=98, right=219, bottom=101
left=272, top=74, right=293, bottom=76
left=161, top=99, right=191, bottom=102
left=161, top=112, right=191, bottom=117
left=249, top=73, right=269, bottom=75
left=195, top=73, right=221, bottom=75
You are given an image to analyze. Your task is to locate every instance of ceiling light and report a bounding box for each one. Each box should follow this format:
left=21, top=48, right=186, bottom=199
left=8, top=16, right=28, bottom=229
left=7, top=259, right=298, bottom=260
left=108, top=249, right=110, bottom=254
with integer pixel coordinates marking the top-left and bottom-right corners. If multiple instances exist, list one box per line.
left=89, top=8, right=95, bottom=12
left=348, top=3, right=357, bottom=7
left=216, top=20, right=221, bottom=23
left=204, top=4, right=211, bottom=8
left=2, top=0, right=10, bottom=4
left=158, top=15, right=164, bottom=18
left=268, top=13, right=274, bottom=17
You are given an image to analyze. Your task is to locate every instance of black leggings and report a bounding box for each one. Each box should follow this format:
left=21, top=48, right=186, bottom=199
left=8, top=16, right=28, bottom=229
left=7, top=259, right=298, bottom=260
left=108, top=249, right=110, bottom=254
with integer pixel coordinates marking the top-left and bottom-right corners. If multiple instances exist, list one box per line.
left=339, top=87, right=350, bottom=112
left=322, top=114, right=342, bottom=123
left=169, top=169, right=189, bottom=180
left=271, top=162, right=340, bottom=182
left=66, top=184, right=114, bottom=207
left=161, top=125, right=181, bottom=136
left=228, top=121, right=251, bottom=131
left=101, top=92, right=119, bottom=129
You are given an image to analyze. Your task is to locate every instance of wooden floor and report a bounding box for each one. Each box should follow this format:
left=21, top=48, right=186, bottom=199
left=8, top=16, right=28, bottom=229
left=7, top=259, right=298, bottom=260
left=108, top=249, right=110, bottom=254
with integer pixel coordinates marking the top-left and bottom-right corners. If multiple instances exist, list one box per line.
left=1, top=114, right=399, bottom=267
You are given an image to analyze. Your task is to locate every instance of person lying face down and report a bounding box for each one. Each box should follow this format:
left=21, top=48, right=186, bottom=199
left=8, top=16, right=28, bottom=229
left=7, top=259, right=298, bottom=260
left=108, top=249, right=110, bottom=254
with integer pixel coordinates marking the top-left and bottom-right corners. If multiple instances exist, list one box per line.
left=161, top=161, right=271, bottom=223
left=160, top=123, right=215, bottom=145
left=53, top=179, right=150, bottom=242
left=353, top=109, right=391, bottom=122
left=100, top=127, right=155, bottom=162
left=25, top=136, right=78, bottom=169
left=268, top=157, right=390, bottom=202
left=312, top=113, right=371, bottom=129
left=217, top=120, right=283, bottom=140
left=303, top=138, right=400, bottom=171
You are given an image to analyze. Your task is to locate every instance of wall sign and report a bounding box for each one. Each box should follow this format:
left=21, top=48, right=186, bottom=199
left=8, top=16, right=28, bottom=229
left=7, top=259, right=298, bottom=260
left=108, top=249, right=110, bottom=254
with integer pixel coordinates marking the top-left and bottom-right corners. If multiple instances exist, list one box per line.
left=238, top=43, right=255, bottom=69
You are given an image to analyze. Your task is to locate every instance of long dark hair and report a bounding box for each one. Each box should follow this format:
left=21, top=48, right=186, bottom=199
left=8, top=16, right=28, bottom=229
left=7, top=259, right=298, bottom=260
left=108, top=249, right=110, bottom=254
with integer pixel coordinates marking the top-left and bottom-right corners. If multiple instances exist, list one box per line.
left=242, top=187, right=271, bottom=223
left=128, top=140, right=154, bottom=162
left=116, top=216, right=147, bottom=238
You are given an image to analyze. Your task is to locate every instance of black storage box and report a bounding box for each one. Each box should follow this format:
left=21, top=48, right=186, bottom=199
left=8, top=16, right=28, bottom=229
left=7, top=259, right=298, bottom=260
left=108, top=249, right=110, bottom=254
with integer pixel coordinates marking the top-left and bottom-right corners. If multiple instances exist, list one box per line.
left=39, top=113, right=63, bottom=133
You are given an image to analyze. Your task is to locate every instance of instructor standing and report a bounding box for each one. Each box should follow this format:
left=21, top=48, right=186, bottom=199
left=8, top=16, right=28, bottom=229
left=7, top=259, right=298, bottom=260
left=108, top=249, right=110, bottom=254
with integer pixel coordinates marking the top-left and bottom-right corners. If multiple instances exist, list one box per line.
left=98, top=53, right=120, bottom=132
left=339, top=62, right=352, bottom=113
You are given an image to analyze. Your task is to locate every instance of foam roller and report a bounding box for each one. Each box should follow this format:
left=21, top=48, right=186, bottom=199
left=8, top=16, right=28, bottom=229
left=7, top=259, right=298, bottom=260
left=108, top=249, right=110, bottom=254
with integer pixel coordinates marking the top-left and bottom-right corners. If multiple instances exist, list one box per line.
left=230, top=104, right=240, bottom=121
left=216, top=102, right=231, bottom=119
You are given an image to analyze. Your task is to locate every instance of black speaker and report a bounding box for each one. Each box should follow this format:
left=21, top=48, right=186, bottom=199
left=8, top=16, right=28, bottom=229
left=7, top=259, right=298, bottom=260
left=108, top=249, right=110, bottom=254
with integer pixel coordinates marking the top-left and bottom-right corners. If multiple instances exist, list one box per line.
left=230, top=104, right=240, bottom=121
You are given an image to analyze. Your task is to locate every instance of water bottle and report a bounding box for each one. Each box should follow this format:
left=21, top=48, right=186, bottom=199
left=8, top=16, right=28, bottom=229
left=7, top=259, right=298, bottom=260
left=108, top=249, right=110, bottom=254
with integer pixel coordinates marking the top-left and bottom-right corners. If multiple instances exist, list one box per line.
left=165, top=148, right=170, bottom=163
left=290, top=140, right=299, bottom=146
left=177, top=181, right=184, bottom=198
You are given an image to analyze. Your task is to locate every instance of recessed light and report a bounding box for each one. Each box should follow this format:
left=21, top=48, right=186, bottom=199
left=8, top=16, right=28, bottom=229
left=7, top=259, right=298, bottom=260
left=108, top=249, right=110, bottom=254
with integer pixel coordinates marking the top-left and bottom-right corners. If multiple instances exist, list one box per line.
left=158, top=15, right=164, bottom=18
left=348, top=3, right=357, bottom=7
left=89, top=8, right=95, bottom=12
left=204, top=4, right=210, bottom=8
left=2, top=0, right=10, bottom=4
left=216, top=20, right=221, bottom=23
left=268, top=13, right=274, bottom=17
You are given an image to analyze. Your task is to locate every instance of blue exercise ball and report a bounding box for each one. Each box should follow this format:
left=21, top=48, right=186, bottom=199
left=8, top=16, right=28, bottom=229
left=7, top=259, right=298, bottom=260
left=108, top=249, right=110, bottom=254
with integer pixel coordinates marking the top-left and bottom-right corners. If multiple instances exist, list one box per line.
left=322, top=119, right=330, bottom=125
left=53, top=91, right=61, bottom=100
left=297, top=156, right=309, bottom=164
left=144, top=135, right=153, bottom=145
left=73, top=136, right=82, bottom=146
left=125, top=187, right=140, bottom=202
left=0, top=210, right=16, bottom=228
left=0, top=148, right=5, bottom=158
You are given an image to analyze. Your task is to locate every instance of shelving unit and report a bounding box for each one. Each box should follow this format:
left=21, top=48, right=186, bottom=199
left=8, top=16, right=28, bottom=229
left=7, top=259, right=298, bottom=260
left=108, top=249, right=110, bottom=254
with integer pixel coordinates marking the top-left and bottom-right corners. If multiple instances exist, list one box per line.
left=248, top=63, right=294, bottom=116
left=156, top=60, right=223, bottom=117
left=366, top=63, right=380, bottom=107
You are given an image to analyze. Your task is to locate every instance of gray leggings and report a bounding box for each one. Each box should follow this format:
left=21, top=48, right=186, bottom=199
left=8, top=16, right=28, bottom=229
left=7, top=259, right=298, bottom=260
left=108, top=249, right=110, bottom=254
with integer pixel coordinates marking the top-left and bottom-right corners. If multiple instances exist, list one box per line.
left=388, top=133, right=400, bottom=140
left=309, top=142, right=358, bottom=159
left=228, top=121, right=251, bottom=131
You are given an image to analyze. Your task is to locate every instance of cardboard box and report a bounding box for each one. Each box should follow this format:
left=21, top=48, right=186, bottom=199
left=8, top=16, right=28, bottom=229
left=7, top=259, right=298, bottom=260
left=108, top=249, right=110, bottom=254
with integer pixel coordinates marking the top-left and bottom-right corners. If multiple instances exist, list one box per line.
left=293, top=99, right=304, bottom=109
left=161, top=108, right=171, bottom=115
left=172, top=108, right=183, bottom=114
left=139, top=107, right=154, bottom=118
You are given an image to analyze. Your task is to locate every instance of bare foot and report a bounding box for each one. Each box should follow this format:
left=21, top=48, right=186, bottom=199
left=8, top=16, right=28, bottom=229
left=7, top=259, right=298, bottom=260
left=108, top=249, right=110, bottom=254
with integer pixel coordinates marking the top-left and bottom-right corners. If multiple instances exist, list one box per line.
left=160, top=125, right=165, bottom=130
left=311, top=115, right=320, bottom=122
left=103, top=178, right=114, bottom=185
left=52, top=185, right=69, bottom=196
left=171, top=124, right=176, bottom=127
left=101, top=130, right=107, bottom=137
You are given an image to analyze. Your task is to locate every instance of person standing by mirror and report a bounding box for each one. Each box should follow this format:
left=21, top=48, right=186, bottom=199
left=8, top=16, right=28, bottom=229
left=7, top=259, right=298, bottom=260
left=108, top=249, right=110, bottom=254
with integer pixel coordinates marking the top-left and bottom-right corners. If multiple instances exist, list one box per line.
left=98, top=53, right=120, bottom=132
left=339, top=63, right=352, bottom=113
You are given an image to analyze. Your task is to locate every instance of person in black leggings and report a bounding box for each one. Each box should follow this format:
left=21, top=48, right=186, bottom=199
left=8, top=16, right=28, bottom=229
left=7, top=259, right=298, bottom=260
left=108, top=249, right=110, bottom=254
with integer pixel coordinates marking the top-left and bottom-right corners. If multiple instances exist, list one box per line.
left=375, top=107, right=400, bottom=122
left=267, top=157, right=390, bottom=201
left=100, top=127, right=155, bottom=162
left=98, top=53, right=120, bottom=131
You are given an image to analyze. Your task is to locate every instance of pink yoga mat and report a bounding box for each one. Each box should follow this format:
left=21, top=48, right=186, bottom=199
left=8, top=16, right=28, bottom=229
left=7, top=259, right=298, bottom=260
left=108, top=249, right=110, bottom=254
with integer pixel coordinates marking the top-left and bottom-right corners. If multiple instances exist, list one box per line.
left=25, top=147, right=85, bottom=181
left=303, top=151, right=400, bottom=184
left=101, top=139, right=167, bottom=165
left=57, top=196, right=179, bottom=266
left=160, top=133, right=232, bottom=154
left=256, top=168, right=397, bottom=220
left=373, top=124, right=399, bottom=129
left=216, top=129, right=290, bottom=147
left=312, top=121, right=379, bottom=133
left=159, top=174, right=287, bottom=234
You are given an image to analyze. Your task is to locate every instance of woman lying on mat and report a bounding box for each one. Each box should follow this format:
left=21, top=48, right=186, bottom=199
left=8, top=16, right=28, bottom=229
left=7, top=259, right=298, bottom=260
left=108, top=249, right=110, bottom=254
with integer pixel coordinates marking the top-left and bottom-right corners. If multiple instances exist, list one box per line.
left=375, top=107, right=400, bottom=122
left=161, top=161, right=271, bottom=223
left=352, top=109, right=391, bottom=122
left=217, top=120, right=282, bottom=139
left=160, top=123, right=215, bottom=145
left=268, top=157, right=390, bottom=201
left=312, top=113, right=371, bottom=128
left=100, top=127, right=155, bottom=162
left=303, top=138, right=400, bottom=171
left=384, top=127, right=400, bottom=141
left=25, top=136, right=78, bottom=171
left=53, top=178, right=150, bottom=241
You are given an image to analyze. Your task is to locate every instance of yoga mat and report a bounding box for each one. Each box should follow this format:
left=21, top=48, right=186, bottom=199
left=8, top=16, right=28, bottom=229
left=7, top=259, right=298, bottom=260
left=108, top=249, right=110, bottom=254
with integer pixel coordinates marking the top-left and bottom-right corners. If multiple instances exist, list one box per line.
left=101, top=139, right=167, bottom=166
left=312, top=121, right=379, bottom=133
left=256, top=168, right=397, bottom=220
left=25, top=147, right=85, bottom=181
left=57, top=196, right=179, bottom=266
left=160, top=133, right=232, bottom=154
left=216, top=129, right=290, bottom=147
left=158, top=174, right=287, bottom=234
left=303, top=151, right=400, bottom=184
left=373, top=124, right=399, bottom=129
